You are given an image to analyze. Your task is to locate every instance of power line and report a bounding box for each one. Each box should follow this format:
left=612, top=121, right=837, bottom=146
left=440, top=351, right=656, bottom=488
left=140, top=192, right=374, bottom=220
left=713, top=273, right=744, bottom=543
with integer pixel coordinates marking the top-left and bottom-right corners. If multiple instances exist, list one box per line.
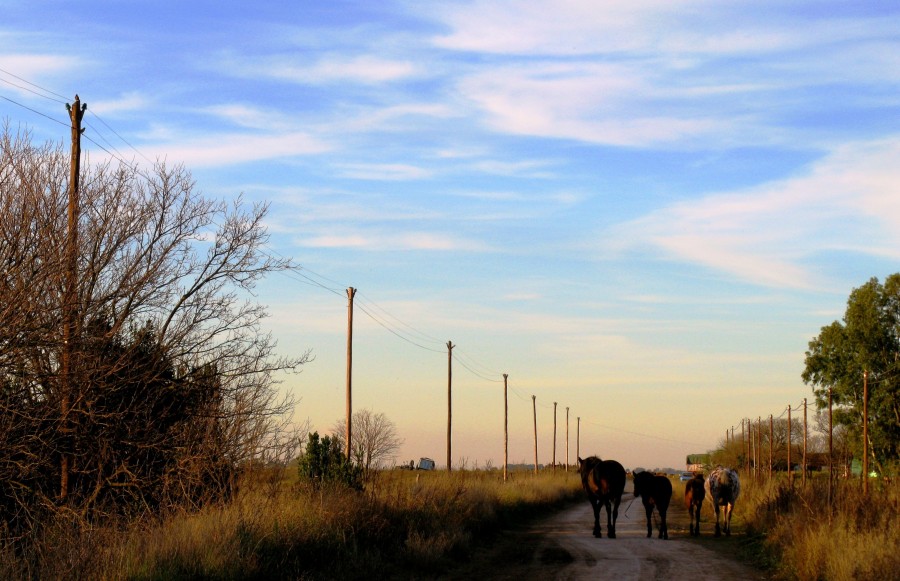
left=2, top=72, right=513, bottom=393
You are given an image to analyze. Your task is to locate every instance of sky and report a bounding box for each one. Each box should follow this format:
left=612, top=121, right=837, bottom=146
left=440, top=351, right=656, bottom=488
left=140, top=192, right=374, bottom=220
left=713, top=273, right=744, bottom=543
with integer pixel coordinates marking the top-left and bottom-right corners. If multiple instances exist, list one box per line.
left=2, top=1, right=899, bottom=471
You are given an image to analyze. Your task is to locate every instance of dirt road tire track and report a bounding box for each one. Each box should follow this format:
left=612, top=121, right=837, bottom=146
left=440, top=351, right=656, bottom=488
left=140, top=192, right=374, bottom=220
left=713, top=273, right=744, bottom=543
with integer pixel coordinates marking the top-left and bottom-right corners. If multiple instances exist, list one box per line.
left=445, top=482, right=770, bottom=580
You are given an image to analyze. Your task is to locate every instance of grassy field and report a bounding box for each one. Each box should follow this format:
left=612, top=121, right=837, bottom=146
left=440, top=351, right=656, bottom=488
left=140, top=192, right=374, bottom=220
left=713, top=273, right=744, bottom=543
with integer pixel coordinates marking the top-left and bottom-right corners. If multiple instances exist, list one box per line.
left=1, top=467, right=583, bottom=580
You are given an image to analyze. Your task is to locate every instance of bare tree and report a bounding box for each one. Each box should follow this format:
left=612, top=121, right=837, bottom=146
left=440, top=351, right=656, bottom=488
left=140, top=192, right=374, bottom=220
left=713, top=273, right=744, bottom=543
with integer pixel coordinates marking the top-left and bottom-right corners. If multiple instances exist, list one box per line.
left=0, top=124, right=310, bottom=529
left=331, top=409, right=403, bottom=474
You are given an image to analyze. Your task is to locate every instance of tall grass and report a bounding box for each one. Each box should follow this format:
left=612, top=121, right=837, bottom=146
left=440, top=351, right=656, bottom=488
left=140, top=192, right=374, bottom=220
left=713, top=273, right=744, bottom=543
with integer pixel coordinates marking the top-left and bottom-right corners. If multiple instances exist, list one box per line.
left=736, top=474, right=900, bottom=581
left=1, top=468, right=582, bottom=580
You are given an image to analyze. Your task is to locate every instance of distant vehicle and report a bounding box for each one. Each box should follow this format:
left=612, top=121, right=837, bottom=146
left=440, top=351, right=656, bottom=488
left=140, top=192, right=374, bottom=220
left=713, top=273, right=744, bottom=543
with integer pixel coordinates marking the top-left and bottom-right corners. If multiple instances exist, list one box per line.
left=416, top=457, right=435, bottom=471
left=679, top=472, right=695, bottom=482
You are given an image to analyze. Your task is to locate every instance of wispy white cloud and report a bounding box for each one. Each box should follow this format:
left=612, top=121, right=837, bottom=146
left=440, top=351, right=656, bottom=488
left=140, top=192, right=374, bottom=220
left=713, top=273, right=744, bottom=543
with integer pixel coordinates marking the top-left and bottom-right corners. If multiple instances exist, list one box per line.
left=145, top=131, right=331, bottom=167
left=333, top=162, right=432, bottom=181
left=608, top=138, right=900, bottom=289
left=458, top=63, right=724, bottom=146
left=298, top=230, right=490, bottom=252
left=217, top=52, right=419, bottom=85
left=88, top=92, right=147, bottom=116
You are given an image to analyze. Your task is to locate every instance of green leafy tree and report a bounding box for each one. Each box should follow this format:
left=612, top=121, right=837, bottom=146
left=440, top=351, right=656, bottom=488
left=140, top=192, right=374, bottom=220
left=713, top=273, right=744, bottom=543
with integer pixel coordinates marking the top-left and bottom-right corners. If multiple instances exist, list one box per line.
left=802, top=274, right=900, bottom=474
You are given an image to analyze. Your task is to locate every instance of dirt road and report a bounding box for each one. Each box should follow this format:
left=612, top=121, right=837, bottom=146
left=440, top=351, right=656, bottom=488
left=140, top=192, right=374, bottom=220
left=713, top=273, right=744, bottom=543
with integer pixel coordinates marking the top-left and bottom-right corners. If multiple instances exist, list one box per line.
left=448, top=482, right=770, bottom=580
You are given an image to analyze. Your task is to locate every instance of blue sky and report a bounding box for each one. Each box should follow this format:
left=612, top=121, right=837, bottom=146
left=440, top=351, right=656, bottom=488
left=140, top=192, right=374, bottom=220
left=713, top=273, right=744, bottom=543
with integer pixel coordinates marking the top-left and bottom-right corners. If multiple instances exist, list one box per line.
left=2, top=1, right=899, bottom=470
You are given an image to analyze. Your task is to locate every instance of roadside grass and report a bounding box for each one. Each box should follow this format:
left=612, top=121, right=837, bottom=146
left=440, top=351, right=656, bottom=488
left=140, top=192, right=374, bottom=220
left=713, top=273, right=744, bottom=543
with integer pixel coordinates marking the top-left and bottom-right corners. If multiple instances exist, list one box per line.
left=674, top=473, right=900, bottom=581
left=1, top=468, right=583, bottom=580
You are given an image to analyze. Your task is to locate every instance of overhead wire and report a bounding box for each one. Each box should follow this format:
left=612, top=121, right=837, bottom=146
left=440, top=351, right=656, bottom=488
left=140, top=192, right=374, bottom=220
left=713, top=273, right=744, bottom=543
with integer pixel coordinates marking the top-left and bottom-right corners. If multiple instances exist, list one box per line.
left=4, top=71, right=774, bottom=451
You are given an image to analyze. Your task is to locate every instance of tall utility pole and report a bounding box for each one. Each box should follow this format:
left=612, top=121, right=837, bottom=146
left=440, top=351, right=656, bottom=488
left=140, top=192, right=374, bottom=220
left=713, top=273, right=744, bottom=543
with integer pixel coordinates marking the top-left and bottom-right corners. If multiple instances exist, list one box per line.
left=787, top=405, right=792, bottom=486
left=828, top=387, right=833, bottom=510
left=863, top=370, right=869, bottom=495
left=803, top=398, right=808, bottom=487
left=532, top=395, right=538, bottom=476
left=60, top=95, right=86, bottom=502
left=745, top=418, right=751, bottom=475
left=503, top=374, right=509, bottom=482
left=446, top=341, right=454, bottom=472
left=576, top=417, right=580, bottom=462
left=565, top=407, right=570, bottom=471
left=345, top=287, right=356, bottom=461
left=552, top=402, right=557, bottom=471
left=768, top=414, right=774, bottom=479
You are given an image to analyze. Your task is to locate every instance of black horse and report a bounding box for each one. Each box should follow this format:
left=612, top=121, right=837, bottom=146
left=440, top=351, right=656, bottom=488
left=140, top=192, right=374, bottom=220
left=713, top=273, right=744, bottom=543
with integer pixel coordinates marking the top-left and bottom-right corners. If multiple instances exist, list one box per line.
left=632, top=471, right=672, bottom=539
left=578, top=456, right=626, bottom=538
left=684, top=473, right=706, bottom=536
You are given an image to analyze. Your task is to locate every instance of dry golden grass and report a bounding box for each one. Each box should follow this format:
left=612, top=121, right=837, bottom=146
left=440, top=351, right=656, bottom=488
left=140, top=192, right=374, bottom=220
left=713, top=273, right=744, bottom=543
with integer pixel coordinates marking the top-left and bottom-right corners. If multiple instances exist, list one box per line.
left=1, top=468, right=582, bottom=580
left=734, top=474, right=900, bottom=581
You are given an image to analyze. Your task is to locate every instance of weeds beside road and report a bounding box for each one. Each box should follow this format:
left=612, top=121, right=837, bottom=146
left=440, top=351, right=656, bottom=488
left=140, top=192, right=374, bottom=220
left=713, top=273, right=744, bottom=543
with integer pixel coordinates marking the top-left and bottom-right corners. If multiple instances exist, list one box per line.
left=3, top=469, right=897, bottom=580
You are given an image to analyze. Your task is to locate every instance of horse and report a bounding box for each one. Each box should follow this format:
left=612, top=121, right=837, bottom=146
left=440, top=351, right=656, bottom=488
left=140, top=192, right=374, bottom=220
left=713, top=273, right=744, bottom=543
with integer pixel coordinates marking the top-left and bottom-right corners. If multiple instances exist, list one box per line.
left=632, top=471, right=673, bottom=539
left=577, top=456, right=626, bottom=538
left=705, top=466, right=741, bottom=537
left=684, top=473, right=706, bottom=536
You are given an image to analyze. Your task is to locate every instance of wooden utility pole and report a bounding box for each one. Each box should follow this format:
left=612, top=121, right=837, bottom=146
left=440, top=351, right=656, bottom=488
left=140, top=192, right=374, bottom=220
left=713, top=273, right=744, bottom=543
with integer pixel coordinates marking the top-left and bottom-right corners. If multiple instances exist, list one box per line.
left=565, top=406, right=570, bottom=472
left=552, top=402, right=557, bottom=471
left=828, top=387, right=833, bottom=510
left=576, top=416, right=580, bottom=462
left=532, top=395, right=538, bottom=476
left=803, top=398, right=808, bottom=487
left=60, top=95, right=86, bottom=502
left=768, top=414, right=774, bottom=479
left=745, top=418, right=751, bottom=475
left=757, top=416, right=762, bottom=479
left=503, top=374, right=509, bottom=482
left=788, top=405, right=792, bottom=486
left=447, top=341, right=454, bottom=472
left=345, top=287, right=356, bottom=461
left=863, top=370, right=869, bottom=495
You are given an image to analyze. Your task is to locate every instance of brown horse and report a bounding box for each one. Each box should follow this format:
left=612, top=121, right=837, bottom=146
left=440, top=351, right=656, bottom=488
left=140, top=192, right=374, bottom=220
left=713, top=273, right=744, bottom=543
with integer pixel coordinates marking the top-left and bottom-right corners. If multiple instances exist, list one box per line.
left=684, top=473, right=706, bottom=536
left=632, top=471, right=672, bottom=539
left=578, top=456, right=626, bottom=538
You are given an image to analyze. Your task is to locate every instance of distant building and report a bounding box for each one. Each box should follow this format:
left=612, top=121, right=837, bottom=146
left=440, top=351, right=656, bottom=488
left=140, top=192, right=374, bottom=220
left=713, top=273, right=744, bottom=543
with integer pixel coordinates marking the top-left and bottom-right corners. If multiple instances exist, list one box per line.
left=686, top=454, right=711, bottom=472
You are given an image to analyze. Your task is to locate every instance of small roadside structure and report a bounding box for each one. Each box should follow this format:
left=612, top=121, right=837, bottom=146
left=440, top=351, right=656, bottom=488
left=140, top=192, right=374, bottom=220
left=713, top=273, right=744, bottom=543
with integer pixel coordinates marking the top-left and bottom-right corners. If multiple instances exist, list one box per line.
left=686, top=454, right=711, bottom=472
left=416, top=457, right=435, bottom=470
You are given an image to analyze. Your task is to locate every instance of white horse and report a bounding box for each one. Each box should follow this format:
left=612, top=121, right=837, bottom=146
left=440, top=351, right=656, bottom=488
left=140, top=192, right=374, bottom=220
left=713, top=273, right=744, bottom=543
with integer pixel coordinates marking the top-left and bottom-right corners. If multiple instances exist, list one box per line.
left=705, top=466, right=740, bottom=536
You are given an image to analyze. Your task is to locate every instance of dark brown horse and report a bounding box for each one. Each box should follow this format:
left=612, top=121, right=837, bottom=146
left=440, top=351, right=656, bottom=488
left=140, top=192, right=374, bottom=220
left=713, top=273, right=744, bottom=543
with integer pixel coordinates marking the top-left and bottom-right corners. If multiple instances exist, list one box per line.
left=578, top=456, right=626, bottom=538
left=684, top=473, right=706, bottom=536
left=632, top=471, right=672, bottom=539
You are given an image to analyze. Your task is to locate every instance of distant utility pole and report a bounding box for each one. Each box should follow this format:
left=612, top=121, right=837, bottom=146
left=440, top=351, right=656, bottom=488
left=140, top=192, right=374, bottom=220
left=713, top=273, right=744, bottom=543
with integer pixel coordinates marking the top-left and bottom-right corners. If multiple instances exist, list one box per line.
left=532, top=395, right=538, bottom=476
left=565, top=407, right=570, bottom=471
left=552, top=402, right=557, bottom=471
left=60, top=95, right=86, bottom=502
left=345, top=287, right=356, bottom=461
left=447, top=341, right=454, bottom=472
left=576, top=417, right=580, bottom=462
left=503, top=374, right=509, bottom=482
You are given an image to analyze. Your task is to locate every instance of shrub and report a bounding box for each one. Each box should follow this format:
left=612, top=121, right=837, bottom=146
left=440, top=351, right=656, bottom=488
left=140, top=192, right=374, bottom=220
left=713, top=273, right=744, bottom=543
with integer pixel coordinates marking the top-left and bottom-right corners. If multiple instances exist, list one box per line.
left=297, top=432, right=364, bottom=490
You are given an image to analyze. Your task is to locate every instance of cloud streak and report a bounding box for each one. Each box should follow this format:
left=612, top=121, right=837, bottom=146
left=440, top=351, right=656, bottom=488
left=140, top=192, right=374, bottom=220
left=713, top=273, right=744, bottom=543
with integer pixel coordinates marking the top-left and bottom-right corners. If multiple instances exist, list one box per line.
left=609, top=138, right=900, bottom=289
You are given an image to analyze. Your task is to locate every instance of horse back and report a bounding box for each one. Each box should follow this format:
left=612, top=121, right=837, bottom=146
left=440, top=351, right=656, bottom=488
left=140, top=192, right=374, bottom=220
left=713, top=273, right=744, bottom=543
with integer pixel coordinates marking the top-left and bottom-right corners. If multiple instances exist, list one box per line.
left=685, top=477, right=705, bottom=508
left=589, top=460, right=626, bottom=498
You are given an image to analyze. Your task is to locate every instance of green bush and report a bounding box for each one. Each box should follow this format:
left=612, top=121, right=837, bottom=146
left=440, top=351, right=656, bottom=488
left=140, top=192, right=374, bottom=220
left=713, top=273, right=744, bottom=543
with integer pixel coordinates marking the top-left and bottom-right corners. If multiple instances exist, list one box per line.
left=297, top=432, right=363, bottom=490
